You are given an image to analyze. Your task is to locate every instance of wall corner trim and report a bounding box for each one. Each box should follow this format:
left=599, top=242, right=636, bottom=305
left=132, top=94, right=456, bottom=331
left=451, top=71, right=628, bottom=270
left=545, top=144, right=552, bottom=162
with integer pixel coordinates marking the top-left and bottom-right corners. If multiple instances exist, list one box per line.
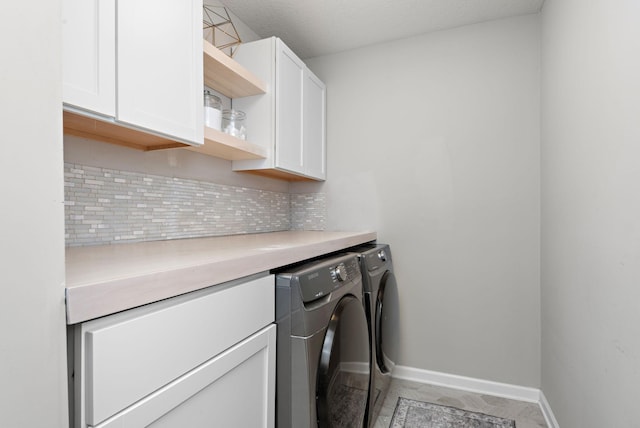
left=392, top=366, right=559, bottom=428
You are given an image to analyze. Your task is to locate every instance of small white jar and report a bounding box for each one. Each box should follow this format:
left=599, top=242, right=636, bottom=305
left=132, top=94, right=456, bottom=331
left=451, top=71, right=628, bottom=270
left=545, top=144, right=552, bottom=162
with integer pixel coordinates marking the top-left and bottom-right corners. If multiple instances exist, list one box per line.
left=204, top=90, right=222, bottom=131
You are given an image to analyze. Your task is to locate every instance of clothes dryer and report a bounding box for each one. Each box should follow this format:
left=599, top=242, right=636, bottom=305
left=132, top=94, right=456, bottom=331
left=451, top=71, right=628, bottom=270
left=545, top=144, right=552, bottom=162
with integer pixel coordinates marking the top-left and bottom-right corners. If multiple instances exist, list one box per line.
left=275, top=254, right=371, bottom=428
left=352, top=244, right=400, bottom=427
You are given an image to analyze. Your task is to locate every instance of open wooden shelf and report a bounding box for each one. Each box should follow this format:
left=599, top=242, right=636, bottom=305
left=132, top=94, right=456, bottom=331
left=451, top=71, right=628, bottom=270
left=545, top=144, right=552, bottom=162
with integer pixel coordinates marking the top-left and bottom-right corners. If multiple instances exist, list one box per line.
left=203, top=40, right=267, bottom=98
left=184, top=127, right=267, bottom=160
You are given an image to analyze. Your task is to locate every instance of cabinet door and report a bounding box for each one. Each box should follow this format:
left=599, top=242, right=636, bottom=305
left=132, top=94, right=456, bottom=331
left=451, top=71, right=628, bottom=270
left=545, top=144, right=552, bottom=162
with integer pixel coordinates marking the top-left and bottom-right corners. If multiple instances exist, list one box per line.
left=117, top=0, right=203, bottom=146
left=96, top=325, right=276, bottom=428
left=275, top=41, right=305, bottom=174
left=62, top=0, right=116, bottom=116
left=303, top=69, right=327, bottom=180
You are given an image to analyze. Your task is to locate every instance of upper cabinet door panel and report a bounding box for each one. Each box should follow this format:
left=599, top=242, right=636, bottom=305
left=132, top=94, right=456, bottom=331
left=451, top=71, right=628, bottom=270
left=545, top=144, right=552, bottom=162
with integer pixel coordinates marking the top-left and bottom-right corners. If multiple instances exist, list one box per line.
left=304, top=69, right=326, bottom=180
left=62, top=0, right=116, bottom=116
left=116, top=0, right=203, bottom=145
left=275, top=41, right=305, bottom=174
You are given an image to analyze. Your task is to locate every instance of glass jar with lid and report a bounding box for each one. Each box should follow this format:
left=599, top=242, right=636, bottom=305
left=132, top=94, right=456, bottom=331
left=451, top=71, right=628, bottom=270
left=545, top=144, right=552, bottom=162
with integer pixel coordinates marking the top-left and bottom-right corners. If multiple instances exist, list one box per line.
left=204, top=90, right=222, bottom=131
left=222, top=109, right=246, bottom=140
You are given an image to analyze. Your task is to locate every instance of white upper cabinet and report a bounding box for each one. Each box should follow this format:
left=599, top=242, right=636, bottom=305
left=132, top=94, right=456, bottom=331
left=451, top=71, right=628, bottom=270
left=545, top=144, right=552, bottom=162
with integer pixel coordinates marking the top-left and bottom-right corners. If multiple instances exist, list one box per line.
left=232, top=37, right=327, bottom=181
left=275, top=44, right=305, bottom=174
left=62, top=0, right=116, bottom=117
left=117, top=0, right=203, bottom=145
left=61, top=0, right=203, bottom=146
left=303, top=69, right=327, bottom=180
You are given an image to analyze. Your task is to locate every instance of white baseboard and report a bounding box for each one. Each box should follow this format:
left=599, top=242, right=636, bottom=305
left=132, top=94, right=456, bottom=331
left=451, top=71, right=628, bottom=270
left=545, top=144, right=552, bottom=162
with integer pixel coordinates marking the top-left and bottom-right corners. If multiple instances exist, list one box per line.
left=340, top=361, right=370, bottom=375
left=392, top=365, right=559, bottom=428
left=539, top=390, right=561, bottom=428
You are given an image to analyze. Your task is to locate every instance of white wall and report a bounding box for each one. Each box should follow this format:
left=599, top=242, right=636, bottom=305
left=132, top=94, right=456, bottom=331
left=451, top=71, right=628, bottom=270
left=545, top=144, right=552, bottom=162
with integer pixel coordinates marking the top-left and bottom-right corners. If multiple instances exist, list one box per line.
left=0, top=0, right=68, bottom=426
left=541, top=0, right=640, bottom=425
left=297, top=15, right=541, bottom=387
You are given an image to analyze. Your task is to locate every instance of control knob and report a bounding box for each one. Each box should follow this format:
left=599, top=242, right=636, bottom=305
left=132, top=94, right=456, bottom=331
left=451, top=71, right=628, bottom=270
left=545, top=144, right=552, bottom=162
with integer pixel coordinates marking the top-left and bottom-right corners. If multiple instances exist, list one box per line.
left=330, top=263, right=348, bottom=282
left=378, top=249, right=387, bottom=262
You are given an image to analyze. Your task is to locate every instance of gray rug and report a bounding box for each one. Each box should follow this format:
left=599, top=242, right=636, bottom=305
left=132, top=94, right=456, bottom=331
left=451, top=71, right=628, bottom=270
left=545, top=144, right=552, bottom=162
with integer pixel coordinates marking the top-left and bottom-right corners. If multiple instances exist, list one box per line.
left=390, top=397, right=516, bottom=428
left=328, top=383, right=368, bottom=428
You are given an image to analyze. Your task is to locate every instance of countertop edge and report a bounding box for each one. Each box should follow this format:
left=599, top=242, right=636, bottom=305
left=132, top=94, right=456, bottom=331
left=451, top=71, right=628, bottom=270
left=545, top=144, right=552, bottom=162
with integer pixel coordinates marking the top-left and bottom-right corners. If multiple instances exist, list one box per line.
left=66, top=231, right=376, bottom=324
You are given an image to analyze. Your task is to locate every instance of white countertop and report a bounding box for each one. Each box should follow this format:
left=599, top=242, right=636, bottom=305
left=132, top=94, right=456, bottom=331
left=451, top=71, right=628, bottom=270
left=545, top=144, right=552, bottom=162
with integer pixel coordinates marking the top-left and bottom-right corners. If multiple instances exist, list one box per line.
left=65, top=230, right=376, bottom=324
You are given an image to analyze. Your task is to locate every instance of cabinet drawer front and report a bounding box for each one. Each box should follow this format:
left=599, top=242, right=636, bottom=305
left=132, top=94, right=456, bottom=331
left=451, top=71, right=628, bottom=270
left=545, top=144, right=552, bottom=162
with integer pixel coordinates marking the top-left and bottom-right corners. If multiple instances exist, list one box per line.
left=95, top=325, right=276, bottom=428
left=83, top=274, right=274, bottom=425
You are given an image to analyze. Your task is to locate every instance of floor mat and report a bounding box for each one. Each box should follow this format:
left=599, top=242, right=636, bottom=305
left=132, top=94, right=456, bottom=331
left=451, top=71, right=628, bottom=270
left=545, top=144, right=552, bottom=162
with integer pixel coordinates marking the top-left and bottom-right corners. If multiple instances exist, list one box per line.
left=327, top=383, right=368, bottom=427
left=390, top=397, right=516, bottom=428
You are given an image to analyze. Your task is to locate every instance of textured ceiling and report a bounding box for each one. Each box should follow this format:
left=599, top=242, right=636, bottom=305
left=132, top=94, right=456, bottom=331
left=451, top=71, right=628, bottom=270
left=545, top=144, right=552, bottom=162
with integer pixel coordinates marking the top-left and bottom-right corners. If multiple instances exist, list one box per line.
left=220, top=0, right=544, bottom=59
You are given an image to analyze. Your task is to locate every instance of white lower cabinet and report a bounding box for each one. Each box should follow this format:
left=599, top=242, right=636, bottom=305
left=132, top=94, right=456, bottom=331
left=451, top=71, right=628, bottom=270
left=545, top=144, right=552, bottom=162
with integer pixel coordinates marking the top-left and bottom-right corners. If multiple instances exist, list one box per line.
left=96, top=326, right=275, bottom=428
left=70, top=274, right=275, bottom=428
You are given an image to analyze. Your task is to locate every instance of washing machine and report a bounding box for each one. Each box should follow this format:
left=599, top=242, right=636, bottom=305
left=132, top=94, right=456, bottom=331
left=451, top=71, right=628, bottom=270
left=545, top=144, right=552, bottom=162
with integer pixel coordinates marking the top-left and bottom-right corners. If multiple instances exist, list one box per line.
left=275, top=254, right=371, bottom=428
left=352, top=244, right=400, bottom=427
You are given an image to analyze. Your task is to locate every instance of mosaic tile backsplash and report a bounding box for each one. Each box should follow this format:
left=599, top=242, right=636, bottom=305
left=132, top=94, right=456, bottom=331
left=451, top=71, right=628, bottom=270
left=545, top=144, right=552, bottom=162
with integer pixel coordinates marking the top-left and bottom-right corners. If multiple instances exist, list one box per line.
left=64, top=163, right=326, bottom=246
left=291, top=193, right=326, bottom=231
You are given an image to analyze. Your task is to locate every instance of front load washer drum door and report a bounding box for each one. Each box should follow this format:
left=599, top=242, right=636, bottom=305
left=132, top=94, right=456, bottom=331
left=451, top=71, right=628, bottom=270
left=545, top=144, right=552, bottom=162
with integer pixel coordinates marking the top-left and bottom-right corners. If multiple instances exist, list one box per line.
left=316, top=295, right=370, bottom=428
left=376, top=270, right=400, bottom=374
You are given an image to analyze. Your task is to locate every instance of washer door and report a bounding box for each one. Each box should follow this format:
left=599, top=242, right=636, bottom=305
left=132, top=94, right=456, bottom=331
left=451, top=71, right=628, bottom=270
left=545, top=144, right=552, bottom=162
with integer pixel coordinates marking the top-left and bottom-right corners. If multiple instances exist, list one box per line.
left=316, top=295, right=370, bottom=428
left=376, top=271, right=399, bottom=374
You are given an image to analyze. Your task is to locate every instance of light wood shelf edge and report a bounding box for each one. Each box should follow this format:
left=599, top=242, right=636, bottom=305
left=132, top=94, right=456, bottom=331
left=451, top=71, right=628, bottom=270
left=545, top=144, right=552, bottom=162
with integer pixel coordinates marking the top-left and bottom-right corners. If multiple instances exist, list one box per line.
left=63, top=110, right=185, bottom=151
left=182, top=127, right=268, bottom=160
left=203, top=40, right=267, bottom=98
left=240, top=168, right=320, bottom=182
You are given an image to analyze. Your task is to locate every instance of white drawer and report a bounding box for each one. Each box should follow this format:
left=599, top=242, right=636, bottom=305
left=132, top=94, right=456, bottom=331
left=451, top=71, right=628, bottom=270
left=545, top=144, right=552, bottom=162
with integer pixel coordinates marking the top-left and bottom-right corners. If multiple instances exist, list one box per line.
left=95, top=325, right=276, bottom=428
left=75, top=273, right=274, bottom=426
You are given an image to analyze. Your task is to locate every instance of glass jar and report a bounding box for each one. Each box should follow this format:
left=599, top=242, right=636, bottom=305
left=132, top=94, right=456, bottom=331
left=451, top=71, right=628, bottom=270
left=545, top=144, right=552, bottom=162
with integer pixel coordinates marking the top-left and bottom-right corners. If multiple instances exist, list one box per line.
left=204, top=90, right=222, bottom=130
left=222, top=109, right=247, bottom=140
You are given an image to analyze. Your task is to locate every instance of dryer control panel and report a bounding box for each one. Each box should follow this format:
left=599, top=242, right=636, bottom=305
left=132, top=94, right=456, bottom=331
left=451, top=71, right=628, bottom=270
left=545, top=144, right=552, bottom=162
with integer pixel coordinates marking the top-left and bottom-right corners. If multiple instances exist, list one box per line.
left=363, top=246, right=392, bottom=272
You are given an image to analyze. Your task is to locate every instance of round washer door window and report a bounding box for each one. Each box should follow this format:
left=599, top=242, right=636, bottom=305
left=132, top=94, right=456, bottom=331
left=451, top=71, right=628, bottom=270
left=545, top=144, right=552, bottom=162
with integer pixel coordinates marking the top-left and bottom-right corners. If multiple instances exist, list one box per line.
left=376, top=270, right=399, bottom=374
left=316, top=295, right=370, bottom=428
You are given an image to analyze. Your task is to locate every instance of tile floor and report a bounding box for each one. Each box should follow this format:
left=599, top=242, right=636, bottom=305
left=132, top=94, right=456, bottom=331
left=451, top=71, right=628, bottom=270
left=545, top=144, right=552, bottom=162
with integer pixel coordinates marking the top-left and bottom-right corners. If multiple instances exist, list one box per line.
left=373, top=378, right=548, bottom=428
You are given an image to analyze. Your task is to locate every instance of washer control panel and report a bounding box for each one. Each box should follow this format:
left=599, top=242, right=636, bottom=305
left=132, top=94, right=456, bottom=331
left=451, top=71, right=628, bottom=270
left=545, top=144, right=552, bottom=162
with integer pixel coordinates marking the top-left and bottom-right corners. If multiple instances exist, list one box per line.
left=295, top=256, right=361, bottom=303
left=330, top=263, right=348, bottom=282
